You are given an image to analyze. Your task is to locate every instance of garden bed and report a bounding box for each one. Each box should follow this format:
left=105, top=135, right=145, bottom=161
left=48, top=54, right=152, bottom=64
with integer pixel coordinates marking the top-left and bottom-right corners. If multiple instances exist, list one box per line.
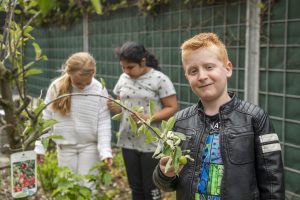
left=1, top=148, right=173, bottom=200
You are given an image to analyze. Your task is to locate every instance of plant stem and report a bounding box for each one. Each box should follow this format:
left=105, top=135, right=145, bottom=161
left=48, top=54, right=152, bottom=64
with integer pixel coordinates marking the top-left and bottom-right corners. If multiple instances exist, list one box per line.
left=34, top=93, right=162, bottom=139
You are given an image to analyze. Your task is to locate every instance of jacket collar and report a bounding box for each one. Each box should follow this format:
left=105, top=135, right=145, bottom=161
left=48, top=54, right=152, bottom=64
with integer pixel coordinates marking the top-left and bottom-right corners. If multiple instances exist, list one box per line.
left=197, top=91, right=240, bottom=116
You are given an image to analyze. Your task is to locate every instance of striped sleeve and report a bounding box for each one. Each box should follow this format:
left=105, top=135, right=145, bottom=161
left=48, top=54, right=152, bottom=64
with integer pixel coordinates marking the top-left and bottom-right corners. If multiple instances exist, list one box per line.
left=97, top=87, right=112, bottom=160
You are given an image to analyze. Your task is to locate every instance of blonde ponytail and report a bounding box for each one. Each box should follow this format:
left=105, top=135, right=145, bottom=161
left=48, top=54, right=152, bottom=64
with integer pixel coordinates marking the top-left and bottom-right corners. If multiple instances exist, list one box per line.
left=51, top=73, right=72, bottom=115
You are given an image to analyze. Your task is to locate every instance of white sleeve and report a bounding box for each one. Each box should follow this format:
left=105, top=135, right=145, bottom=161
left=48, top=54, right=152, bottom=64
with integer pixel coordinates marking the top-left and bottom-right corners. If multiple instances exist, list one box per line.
left=97, top=87, right=112, bottom=160
left=39, top=83, right=55, bottom=140
left=43, top=83, right=55, bottom=120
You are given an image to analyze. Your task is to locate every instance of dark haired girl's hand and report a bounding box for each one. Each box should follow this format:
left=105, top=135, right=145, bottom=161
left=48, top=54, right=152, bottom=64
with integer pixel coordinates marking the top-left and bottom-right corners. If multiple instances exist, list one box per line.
left=131, top=112, right=149, bottom=124
left=107, top=96, right=122, bottom=113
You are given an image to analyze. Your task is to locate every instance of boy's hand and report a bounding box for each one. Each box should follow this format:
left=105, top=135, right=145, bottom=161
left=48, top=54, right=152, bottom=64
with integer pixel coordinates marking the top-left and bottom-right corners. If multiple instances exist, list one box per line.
left=107, top=96, right=122, bottom=113
left=159, top=156, right=183, bottom=177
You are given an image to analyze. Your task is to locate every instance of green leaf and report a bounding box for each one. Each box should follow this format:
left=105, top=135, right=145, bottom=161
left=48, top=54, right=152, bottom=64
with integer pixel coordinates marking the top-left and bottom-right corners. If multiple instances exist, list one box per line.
left=23, top=126, right=33, bottom=136
left=91, top=0, right=103, bottom=15
left=164, top=157, right=172, bottom=174
left=47, top=135, right=64, bottom=140
left=24, top=25, right=33, bottom=34
left=152, top=141, right=162, bottom=158
left=42, top=55, right=48, bottom=60
left=116, top=131, right=121, bottom=140
left=102, top=173, right=112, bottom=186
left=132, top=105, right=144, bottom=113
left=112, top=113, right=122, bottom=121
left=128, top=115, right=137, bottom=133
left=33, top=98, right=45, bottom=115
left=23, top=25, right=34, bottom=39
left=78, top=187, right=92, bottom=198
left=166, top=116, right=176, bottom=131
left=41, top=138, right=49, bottom=150
left=32, top=42, right=42, bottom=59
left=161, top=120, right=167, bottom=130
left=42, top=119, right=58, bottom=130
left=37, top=0, right=56, bottom=16
left=144, top=129, right=156, bottom=144
left=172, top=146, right=182, bottom=171
left=24, top=61, right=35, bottom=69
left=24, top=68, right=42, bottom=77
left=100, top=78, right=106, bottom=88
left=173, top=131, right=186, bottom=140
left=152, top=127, right=161, bottom=136
left=14, top=9, right=21, bottom=14
left=149, top=100, right=155, bottom=117
left=137, top=124, right=145, bottom=136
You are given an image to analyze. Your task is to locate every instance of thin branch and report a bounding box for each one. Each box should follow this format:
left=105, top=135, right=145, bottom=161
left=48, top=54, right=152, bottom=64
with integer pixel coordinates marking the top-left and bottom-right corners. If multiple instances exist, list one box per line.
left=10, top=11, right=42, bottom=121
left=15, top=96, right=31, bottom=116
left=0, top=0, right=15, bottom=61
left=34, top=93, right=162, bottom=139
left=0, top=124, right=12, bottom=134
left=23, top=11, right=41, bottom=29
left=22, top=127, right=51, bottom=149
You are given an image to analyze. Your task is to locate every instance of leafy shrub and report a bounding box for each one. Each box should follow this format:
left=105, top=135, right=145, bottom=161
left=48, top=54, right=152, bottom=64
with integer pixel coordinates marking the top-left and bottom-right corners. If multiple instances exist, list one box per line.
left=37, top=148, right=130, bottom=200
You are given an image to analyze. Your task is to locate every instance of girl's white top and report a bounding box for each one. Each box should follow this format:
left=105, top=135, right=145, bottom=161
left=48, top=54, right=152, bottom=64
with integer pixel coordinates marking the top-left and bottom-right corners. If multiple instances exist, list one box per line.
left=113, top=69, right=176, bottom=152
left=43, top=77, right=112, bottom=160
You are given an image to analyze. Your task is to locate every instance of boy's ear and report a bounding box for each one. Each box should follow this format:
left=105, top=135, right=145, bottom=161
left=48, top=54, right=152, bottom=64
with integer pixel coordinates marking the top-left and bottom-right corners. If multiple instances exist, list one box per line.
left=225, top=61, right=233, bottom=78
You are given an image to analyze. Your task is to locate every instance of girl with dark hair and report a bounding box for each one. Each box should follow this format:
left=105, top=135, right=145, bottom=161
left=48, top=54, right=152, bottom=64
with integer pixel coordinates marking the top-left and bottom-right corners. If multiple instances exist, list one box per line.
left=107, top=41, right=178, bottom=200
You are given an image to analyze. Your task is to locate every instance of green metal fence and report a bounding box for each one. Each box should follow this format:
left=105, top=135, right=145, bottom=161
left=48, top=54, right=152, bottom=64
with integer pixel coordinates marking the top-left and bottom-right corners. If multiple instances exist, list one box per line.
left=259, top=0, right=300, bottom=198
left=25, top=0, right=300, bottom=199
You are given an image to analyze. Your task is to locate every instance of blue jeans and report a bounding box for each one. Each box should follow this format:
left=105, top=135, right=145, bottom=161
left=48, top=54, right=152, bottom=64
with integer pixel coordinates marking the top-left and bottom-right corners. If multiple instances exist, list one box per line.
left=122, top=148, right=162, bottom=200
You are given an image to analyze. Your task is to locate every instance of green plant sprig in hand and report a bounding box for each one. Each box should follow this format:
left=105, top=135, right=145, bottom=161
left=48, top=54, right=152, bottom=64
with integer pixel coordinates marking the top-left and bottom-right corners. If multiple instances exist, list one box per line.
left=111, top=100, right=194, bottom=174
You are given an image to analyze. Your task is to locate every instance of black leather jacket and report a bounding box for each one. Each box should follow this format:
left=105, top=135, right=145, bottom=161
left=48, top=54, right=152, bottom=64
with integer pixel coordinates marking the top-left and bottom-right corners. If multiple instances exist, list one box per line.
left=153, top=92, right=285, bottom=200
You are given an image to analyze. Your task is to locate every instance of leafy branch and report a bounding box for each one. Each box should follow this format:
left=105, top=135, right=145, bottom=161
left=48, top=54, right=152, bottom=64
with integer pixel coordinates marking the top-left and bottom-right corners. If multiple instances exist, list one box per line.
left=110, top=98, right=194, bottom=174
left=28, top=90, right=193, bottom=174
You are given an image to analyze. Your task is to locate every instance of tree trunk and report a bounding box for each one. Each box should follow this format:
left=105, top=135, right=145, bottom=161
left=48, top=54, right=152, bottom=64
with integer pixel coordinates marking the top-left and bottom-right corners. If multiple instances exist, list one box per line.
left=0, top=67, right=20, bottom=150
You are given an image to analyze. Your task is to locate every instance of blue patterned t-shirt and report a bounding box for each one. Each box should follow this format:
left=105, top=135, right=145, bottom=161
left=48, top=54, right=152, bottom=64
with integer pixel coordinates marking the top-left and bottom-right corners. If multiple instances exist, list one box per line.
left=197, top=115, right=223, bottom=200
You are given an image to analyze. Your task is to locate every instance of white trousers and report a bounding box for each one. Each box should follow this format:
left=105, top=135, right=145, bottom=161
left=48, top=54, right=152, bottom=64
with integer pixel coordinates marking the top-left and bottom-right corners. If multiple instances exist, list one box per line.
left=57, top=143, right=99, bottom=192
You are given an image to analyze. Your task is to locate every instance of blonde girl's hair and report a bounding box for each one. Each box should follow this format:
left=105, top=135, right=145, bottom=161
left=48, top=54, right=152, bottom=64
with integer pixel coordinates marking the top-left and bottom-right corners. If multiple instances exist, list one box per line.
left=51, top=52, right=96, bottom=115
left=181, top=32, right=229, bottom=66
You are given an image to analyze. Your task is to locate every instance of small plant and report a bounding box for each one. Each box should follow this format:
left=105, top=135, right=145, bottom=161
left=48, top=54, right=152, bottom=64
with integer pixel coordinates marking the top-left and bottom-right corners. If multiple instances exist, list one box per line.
left=37, top=151, right=59, bottom=197
left=37, top=149, right=131, bottom=200
left=37, top=152, right=93, bottom=200
left=52, top=167, right=92, bottom=200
